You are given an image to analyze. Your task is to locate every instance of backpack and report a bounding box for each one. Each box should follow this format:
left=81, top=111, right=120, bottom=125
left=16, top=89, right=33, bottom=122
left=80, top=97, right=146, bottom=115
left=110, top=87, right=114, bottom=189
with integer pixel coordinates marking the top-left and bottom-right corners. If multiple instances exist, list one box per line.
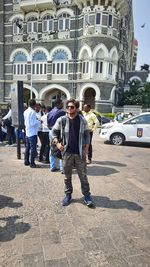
left=50, top=117, right=66, bottom=159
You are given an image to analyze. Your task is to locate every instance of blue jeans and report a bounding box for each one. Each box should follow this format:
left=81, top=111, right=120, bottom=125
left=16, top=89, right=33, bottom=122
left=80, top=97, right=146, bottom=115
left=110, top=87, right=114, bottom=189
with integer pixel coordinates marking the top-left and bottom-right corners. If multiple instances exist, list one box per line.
left=49, top=130, right=63, bottom=171
left=24, top=135, right=37, bottom=166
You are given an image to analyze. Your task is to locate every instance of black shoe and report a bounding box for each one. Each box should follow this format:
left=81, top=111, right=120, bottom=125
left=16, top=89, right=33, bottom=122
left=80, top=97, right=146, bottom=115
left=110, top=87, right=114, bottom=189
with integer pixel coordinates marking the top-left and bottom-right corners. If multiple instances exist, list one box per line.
left=24, top=162, right=30, bottom=166
left=30, top=164, right=36, bottom=168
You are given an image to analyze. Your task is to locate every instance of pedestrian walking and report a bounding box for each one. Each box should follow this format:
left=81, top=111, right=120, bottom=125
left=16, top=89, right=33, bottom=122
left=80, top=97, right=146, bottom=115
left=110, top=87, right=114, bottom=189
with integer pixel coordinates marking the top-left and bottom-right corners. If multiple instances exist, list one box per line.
left=82, top=104, right=99, bottom=164
left=24, top=99, right=41, bottom=168
left=52, top=98, right=93, bottom=207
left=47, top=99, right=66, bottom=172
left=39, top=106, right=52, bottom=163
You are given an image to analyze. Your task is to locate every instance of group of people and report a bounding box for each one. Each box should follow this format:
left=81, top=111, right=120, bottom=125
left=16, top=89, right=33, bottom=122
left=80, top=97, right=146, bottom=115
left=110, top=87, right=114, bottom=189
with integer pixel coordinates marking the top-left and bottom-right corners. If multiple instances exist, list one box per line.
left=23, top=98, right=99, bottom=207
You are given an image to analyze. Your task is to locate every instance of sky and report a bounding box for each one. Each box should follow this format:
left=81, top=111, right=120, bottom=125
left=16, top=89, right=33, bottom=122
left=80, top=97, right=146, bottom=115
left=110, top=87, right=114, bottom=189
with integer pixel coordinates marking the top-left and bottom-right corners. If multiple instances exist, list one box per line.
left=133, top=0, right=150, bottom=70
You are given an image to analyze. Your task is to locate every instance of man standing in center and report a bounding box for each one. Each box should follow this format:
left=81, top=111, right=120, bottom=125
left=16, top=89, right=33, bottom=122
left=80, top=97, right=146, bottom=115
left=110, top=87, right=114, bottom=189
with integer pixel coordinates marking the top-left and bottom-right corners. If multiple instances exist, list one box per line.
left=52, top=98, right=93, bottom=207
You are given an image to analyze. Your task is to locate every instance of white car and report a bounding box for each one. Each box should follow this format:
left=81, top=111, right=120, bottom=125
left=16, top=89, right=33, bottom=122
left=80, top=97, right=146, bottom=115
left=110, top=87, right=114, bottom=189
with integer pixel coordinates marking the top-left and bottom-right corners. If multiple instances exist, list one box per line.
left=100, top=112, right=150, bottom=145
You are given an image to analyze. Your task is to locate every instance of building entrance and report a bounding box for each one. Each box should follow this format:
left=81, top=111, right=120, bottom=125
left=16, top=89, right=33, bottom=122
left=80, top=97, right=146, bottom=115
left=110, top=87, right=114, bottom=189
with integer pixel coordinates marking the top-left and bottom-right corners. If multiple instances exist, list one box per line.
left=84, top=88, right=96, bottom=109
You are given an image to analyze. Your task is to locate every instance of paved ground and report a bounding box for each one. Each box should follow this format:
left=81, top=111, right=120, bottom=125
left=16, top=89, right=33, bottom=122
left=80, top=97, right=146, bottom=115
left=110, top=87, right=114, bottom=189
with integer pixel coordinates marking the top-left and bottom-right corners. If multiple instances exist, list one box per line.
left=0, top=131, right=150, bottom=267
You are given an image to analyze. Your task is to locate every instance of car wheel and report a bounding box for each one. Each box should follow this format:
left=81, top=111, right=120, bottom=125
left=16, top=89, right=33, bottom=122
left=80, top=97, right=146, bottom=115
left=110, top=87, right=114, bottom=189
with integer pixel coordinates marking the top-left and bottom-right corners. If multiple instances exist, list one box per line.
left=110, top=133, right=125, bottom=146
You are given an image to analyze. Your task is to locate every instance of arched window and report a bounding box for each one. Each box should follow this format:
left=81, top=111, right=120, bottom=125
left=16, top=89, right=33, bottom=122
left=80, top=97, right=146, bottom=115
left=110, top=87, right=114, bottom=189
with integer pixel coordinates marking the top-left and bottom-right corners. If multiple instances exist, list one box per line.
left=52, top=50, right=68, bottom=76
left=58, top=13, right=70, bottom=31
left=13, top=19, right=23, bottom=35
left=95, top=49, right=104, bottom=76
left=13, top=52, right=27, bottom=76
left=108, top=51, right=118, bottom=79
left=42, top=15, right=54, bottom=32
left=32, top=51, right=47, bottom=76
left=81, top=50, right=89, bottom=75
left=27, top=17, right=38, bottom=33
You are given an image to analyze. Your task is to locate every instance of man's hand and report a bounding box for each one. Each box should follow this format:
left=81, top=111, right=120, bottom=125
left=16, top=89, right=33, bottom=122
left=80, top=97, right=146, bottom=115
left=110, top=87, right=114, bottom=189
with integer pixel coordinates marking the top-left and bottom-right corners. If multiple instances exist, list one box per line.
left=56, top=143, right=64, bottom=151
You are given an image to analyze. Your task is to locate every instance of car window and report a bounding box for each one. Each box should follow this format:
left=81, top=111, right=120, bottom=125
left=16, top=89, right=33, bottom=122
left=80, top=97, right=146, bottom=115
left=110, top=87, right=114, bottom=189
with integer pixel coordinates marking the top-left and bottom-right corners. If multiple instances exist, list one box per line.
left=124, top=114, right=150, bottom=125
left=135, top=114, right=150, bottom=124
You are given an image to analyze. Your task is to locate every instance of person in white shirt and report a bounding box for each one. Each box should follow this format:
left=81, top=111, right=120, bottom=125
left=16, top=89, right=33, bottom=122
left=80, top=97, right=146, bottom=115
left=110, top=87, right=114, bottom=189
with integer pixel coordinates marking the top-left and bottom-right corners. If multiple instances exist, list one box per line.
left=2, top=105, right=16, bottom=146
left=39, top=106, right=52, bottom=163
left=24, top=99, right=41, bottom=168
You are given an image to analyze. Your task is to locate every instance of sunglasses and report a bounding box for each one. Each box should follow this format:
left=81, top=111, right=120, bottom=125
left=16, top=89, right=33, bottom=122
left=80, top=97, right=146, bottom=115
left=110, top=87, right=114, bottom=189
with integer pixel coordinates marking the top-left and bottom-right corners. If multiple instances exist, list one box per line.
left=67, top=105, right=75, bottom=109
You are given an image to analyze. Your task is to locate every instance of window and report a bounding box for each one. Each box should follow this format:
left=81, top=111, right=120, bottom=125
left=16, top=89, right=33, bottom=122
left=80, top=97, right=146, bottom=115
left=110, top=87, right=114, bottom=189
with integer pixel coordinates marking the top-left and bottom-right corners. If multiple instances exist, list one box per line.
left=13, top=22, right=22, bottom=35
left=135, top=115, right=150, bottom=124
left=108, top=14, right=113, bottom=27
left=27, top=18, right=38, bottom=33
left=96, top=13, right=101, bottom=25
left=58, top=13, right=70, bottom=31
left=13, top=53, right=27, bottom=76
left=96, top=61, right=103, bottom=74
left=82, top=61, right=89, bottom=74
left=52, top=51, right=68, bottom=75
left=84, top=14, right=89, bottom=27
left=108, top=63, right=113, bottom=75
left=32, top=52, right=47, bottom=75
left=42, top=15, right=54, bottom=32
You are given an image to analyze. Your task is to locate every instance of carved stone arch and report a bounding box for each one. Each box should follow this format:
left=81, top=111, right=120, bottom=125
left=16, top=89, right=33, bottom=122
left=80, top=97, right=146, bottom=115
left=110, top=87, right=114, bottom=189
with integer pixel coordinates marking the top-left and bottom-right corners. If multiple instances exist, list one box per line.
left=79, top=83, right=100, bottom=101
left=10, top=48, right=30, bottom=62
left=50, top=45, right=72, bottom=61
left=39, top=84, right=71, bottom=100
left=40, top=10, right=55, bottom=19
left=23, top=84, right=38, bottom=99
left=56, top=8, right=74, bottom=17
left=93, top=44, right=109, bottom=59
left=129, top=76, right=142, bottom=82
left=109, top=46, right=118, bottom=62
left=110, top=86, right=117, bottom=103
left=9, top=14, right=24, bottom=23
left=30, top=47, right=50, bottom=61
left=25, top=12, right=39, bottom=21
left=78, top=44, right=92, bottom=60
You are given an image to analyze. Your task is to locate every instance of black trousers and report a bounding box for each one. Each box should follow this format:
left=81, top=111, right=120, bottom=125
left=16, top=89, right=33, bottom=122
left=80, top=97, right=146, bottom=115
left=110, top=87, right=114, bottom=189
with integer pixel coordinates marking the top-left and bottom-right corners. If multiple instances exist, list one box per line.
left=7, top=126, right=16, bottom=145
left=88, top=131, right=93, bottom=160
left=38, top=132, right=50, bottom=161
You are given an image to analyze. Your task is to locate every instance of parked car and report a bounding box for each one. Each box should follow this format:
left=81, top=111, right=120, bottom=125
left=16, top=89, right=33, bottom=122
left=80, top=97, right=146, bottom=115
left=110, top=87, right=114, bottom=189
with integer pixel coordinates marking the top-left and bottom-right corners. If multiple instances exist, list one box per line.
left=99, top=112, right=150, bottom=145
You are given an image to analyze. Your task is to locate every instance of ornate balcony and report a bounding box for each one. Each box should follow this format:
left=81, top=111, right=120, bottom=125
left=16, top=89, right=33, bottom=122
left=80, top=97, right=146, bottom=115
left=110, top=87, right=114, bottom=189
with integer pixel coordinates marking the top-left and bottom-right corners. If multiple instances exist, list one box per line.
left=74, top=0, right=131, bottom=16
left=19, top=0, right=56, bottom=12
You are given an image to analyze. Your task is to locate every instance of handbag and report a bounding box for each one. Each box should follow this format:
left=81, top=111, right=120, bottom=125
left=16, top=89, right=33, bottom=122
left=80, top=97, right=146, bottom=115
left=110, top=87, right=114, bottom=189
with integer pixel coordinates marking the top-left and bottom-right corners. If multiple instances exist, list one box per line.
left=50, top=142, right=62, bottom=159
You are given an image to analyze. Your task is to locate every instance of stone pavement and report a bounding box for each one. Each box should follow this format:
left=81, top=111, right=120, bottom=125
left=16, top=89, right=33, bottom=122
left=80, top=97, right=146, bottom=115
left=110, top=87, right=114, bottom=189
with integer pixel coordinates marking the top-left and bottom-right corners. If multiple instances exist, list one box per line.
left=0, top=131, right=150, bottom=267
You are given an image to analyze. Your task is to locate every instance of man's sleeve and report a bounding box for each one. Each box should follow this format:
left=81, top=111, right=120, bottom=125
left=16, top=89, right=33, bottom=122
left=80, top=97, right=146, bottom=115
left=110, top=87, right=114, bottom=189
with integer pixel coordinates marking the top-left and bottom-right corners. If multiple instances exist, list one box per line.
left=84, top=120, right=90, bottom=145
left=92, top=113, right=99, bottom=131
left=51, top=117, right=61, bottom=140
left=2, top=109, right=12, bottom=120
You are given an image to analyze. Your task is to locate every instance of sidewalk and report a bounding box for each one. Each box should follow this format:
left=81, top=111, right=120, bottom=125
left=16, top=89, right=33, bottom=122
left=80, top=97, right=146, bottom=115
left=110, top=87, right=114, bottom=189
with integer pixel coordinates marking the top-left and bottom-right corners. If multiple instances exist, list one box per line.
left=0, top=131, right=150, bottom=267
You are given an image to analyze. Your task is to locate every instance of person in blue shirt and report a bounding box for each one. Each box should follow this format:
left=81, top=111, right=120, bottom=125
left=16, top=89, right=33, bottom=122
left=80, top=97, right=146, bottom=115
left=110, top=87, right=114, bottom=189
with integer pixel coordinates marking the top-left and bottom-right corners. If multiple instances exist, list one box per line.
left=24, top=99, right=41, bottom=168
left=47, top=99, right=66, bottom=172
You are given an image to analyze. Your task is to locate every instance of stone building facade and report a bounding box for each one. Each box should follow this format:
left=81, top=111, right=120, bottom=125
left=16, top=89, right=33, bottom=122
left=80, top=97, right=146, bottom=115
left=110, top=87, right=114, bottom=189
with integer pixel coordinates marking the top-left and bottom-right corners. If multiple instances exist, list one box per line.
left=0, top=0, right=134, bottom=112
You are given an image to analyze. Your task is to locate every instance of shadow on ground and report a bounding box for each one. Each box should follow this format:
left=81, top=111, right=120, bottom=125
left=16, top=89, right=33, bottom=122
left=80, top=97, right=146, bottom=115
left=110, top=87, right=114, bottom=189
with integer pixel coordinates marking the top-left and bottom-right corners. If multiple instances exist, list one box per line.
left=0, top=195, right=22, bottom=209
left=72, top=196, right=143, bottom=212
left=92, top=161, right=127, bottom=167
left=0, top=215, right=31, bottom=242
left=87, top=165, right=119, bottom=176
left=92, top=196, right=143, bottom=211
